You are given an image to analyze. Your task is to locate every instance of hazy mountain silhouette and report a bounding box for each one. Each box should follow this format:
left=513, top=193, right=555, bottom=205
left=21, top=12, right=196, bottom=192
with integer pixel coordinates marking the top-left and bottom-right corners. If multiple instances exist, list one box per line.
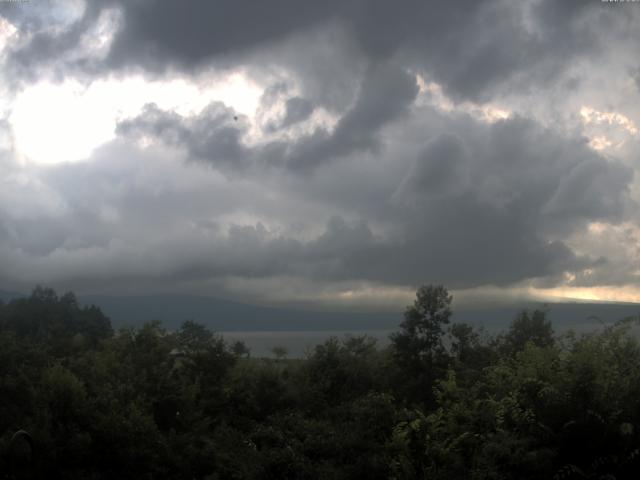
left=74, top=294, right=640, bottom=332
left=79, top=294, right=402, bottom=331
left=2, top=289, right=638, bottom=332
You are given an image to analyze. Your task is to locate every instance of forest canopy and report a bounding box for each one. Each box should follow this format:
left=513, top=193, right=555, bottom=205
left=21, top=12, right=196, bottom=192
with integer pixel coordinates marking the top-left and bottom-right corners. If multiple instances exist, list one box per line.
left=1, top=285, right=640, bottom=479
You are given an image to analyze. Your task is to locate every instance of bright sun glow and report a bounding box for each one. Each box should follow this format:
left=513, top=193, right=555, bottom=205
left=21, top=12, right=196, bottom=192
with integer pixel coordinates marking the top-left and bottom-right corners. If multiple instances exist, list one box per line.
left=580, top=106, right=638, bottom=135
left=9, top=73, right=263, bottom=166
left=532, top=285, right=640, bottom=304
left=0, top=17, right=18, bottom=54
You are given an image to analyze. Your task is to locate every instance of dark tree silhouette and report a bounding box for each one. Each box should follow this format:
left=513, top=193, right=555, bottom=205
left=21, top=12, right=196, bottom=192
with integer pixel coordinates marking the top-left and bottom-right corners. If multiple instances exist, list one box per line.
left=390, top=285, right=452, bottom=405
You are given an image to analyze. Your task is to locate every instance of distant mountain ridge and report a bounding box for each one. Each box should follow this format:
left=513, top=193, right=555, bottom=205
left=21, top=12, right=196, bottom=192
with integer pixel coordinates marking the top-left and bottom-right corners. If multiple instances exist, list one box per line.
left=79, top=293, right=403, bottom=331
left=78, top=294, right=640, bottom=332
left=0, top=290, right=24, bottom=303
left=2, top=289, right=639, bottom=332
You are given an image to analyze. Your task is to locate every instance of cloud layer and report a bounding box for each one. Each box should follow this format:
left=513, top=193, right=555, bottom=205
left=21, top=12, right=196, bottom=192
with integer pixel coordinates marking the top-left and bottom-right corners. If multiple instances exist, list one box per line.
left=1, top=0, right=639, bottom=306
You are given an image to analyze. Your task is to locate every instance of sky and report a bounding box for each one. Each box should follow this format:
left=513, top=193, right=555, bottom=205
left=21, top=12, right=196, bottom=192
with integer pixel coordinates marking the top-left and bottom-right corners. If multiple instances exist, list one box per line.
left=0, top=0, right=639, bottom=310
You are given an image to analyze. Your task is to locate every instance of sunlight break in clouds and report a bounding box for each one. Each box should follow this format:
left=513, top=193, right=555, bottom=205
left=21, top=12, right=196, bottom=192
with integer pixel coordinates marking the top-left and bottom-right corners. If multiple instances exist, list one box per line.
left=580, top=106, right=638, bottom=136
left=0, top=16, right=17, bottom=54
left=415, top=74, right=511, bottom=124
left=534, top=285, right=640, bottom=304
left=9, top=73, right=263, bottom=165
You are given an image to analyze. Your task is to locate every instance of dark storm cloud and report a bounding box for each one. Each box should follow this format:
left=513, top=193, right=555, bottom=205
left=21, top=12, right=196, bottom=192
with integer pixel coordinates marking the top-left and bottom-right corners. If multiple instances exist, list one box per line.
left=395, top=116, right=633, bottom=233
left=280, top=97, right=314, bottom=129
left=117, top=102, right=250, bottom=169
left=108, top=0, right=615, bottom=101
left=118, top=64, right=418, bottom=171
left=1, top=0, right=341, bottom=85
left=108, top=107, right=633, bottom=289
left=262, top=93, right=315, bottom=132
left=0, top=108, right=633, bottom=293
left=278, top=114, right=631, bottom=288
left=2, top=0, right=638, bottom=298
left=104, top=0, right=341, bottom=73
left=372, top=115, right=632, bottom=286
left=3, top=0, right=621, bottom=102
left=398, top=133, right=470, bottom=198
left=283, top=64, right=418, bottom=170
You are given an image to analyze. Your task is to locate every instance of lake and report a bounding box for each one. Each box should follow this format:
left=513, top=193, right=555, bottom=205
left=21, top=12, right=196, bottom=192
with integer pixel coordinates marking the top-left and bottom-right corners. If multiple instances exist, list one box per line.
left=221, top=316, right=619, bottom=358
left=221, top=329, right=394, bottom=358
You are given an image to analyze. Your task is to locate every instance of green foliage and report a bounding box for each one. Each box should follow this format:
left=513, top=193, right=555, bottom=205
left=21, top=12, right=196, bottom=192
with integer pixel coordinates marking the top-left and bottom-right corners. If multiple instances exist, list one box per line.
left=270, top=345, right=289, bottom=360
left=392, top=285, right=453, bottom=361
left=499, top=308, right=555, bottom=355
left=303, top=335, right=386, bottom=406
left=1, top=286, right=640, bottom=479
left=390, top=285, right=453, bottom=406
left=231, top=340, right=250, bottom=358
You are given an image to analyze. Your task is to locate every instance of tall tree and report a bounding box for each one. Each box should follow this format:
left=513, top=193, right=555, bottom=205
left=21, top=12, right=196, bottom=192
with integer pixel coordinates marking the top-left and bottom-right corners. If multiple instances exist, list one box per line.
left=390, top=285, right=453, bottom=405
left=500, top=309, right=554, bottom=355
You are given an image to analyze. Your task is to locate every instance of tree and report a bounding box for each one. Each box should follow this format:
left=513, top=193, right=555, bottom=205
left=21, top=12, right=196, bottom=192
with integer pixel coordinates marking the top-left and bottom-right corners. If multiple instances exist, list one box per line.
left=501, top=309, right=554, bottom=354
left=390, top=285, right=453, bottom=405
left=231, top=340, right=250, bottom=358
left=271, top=345, right=289, bottom=361
left=176, top=320, right=213, bottom=353
left=449, top=323, right=478, bottom=362
left=391, top=285, right=452, bottom=363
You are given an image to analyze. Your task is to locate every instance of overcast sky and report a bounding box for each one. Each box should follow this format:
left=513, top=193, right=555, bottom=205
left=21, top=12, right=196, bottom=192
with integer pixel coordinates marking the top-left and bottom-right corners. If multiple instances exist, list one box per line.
left=0, top=0, right=639, bottom=309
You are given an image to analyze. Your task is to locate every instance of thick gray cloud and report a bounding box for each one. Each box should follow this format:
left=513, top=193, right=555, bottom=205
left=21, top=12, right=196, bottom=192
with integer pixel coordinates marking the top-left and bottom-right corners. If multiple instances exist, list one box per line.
left=117, top=102, right=250, bottom=170
left=283, top=64, right=418, bottom=169
left=1, top=0, right=639, bottom=304
left=3, top=0, right=629, bottom=102
left=280, top=97, right=315, bottom=129
left=1, top=105, right=631, bottom=294
left=118, top=63, right=418, bottom=171
left=351, top=115, right=630, bottom=288
left=105, top=0, right=341, bottom=73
